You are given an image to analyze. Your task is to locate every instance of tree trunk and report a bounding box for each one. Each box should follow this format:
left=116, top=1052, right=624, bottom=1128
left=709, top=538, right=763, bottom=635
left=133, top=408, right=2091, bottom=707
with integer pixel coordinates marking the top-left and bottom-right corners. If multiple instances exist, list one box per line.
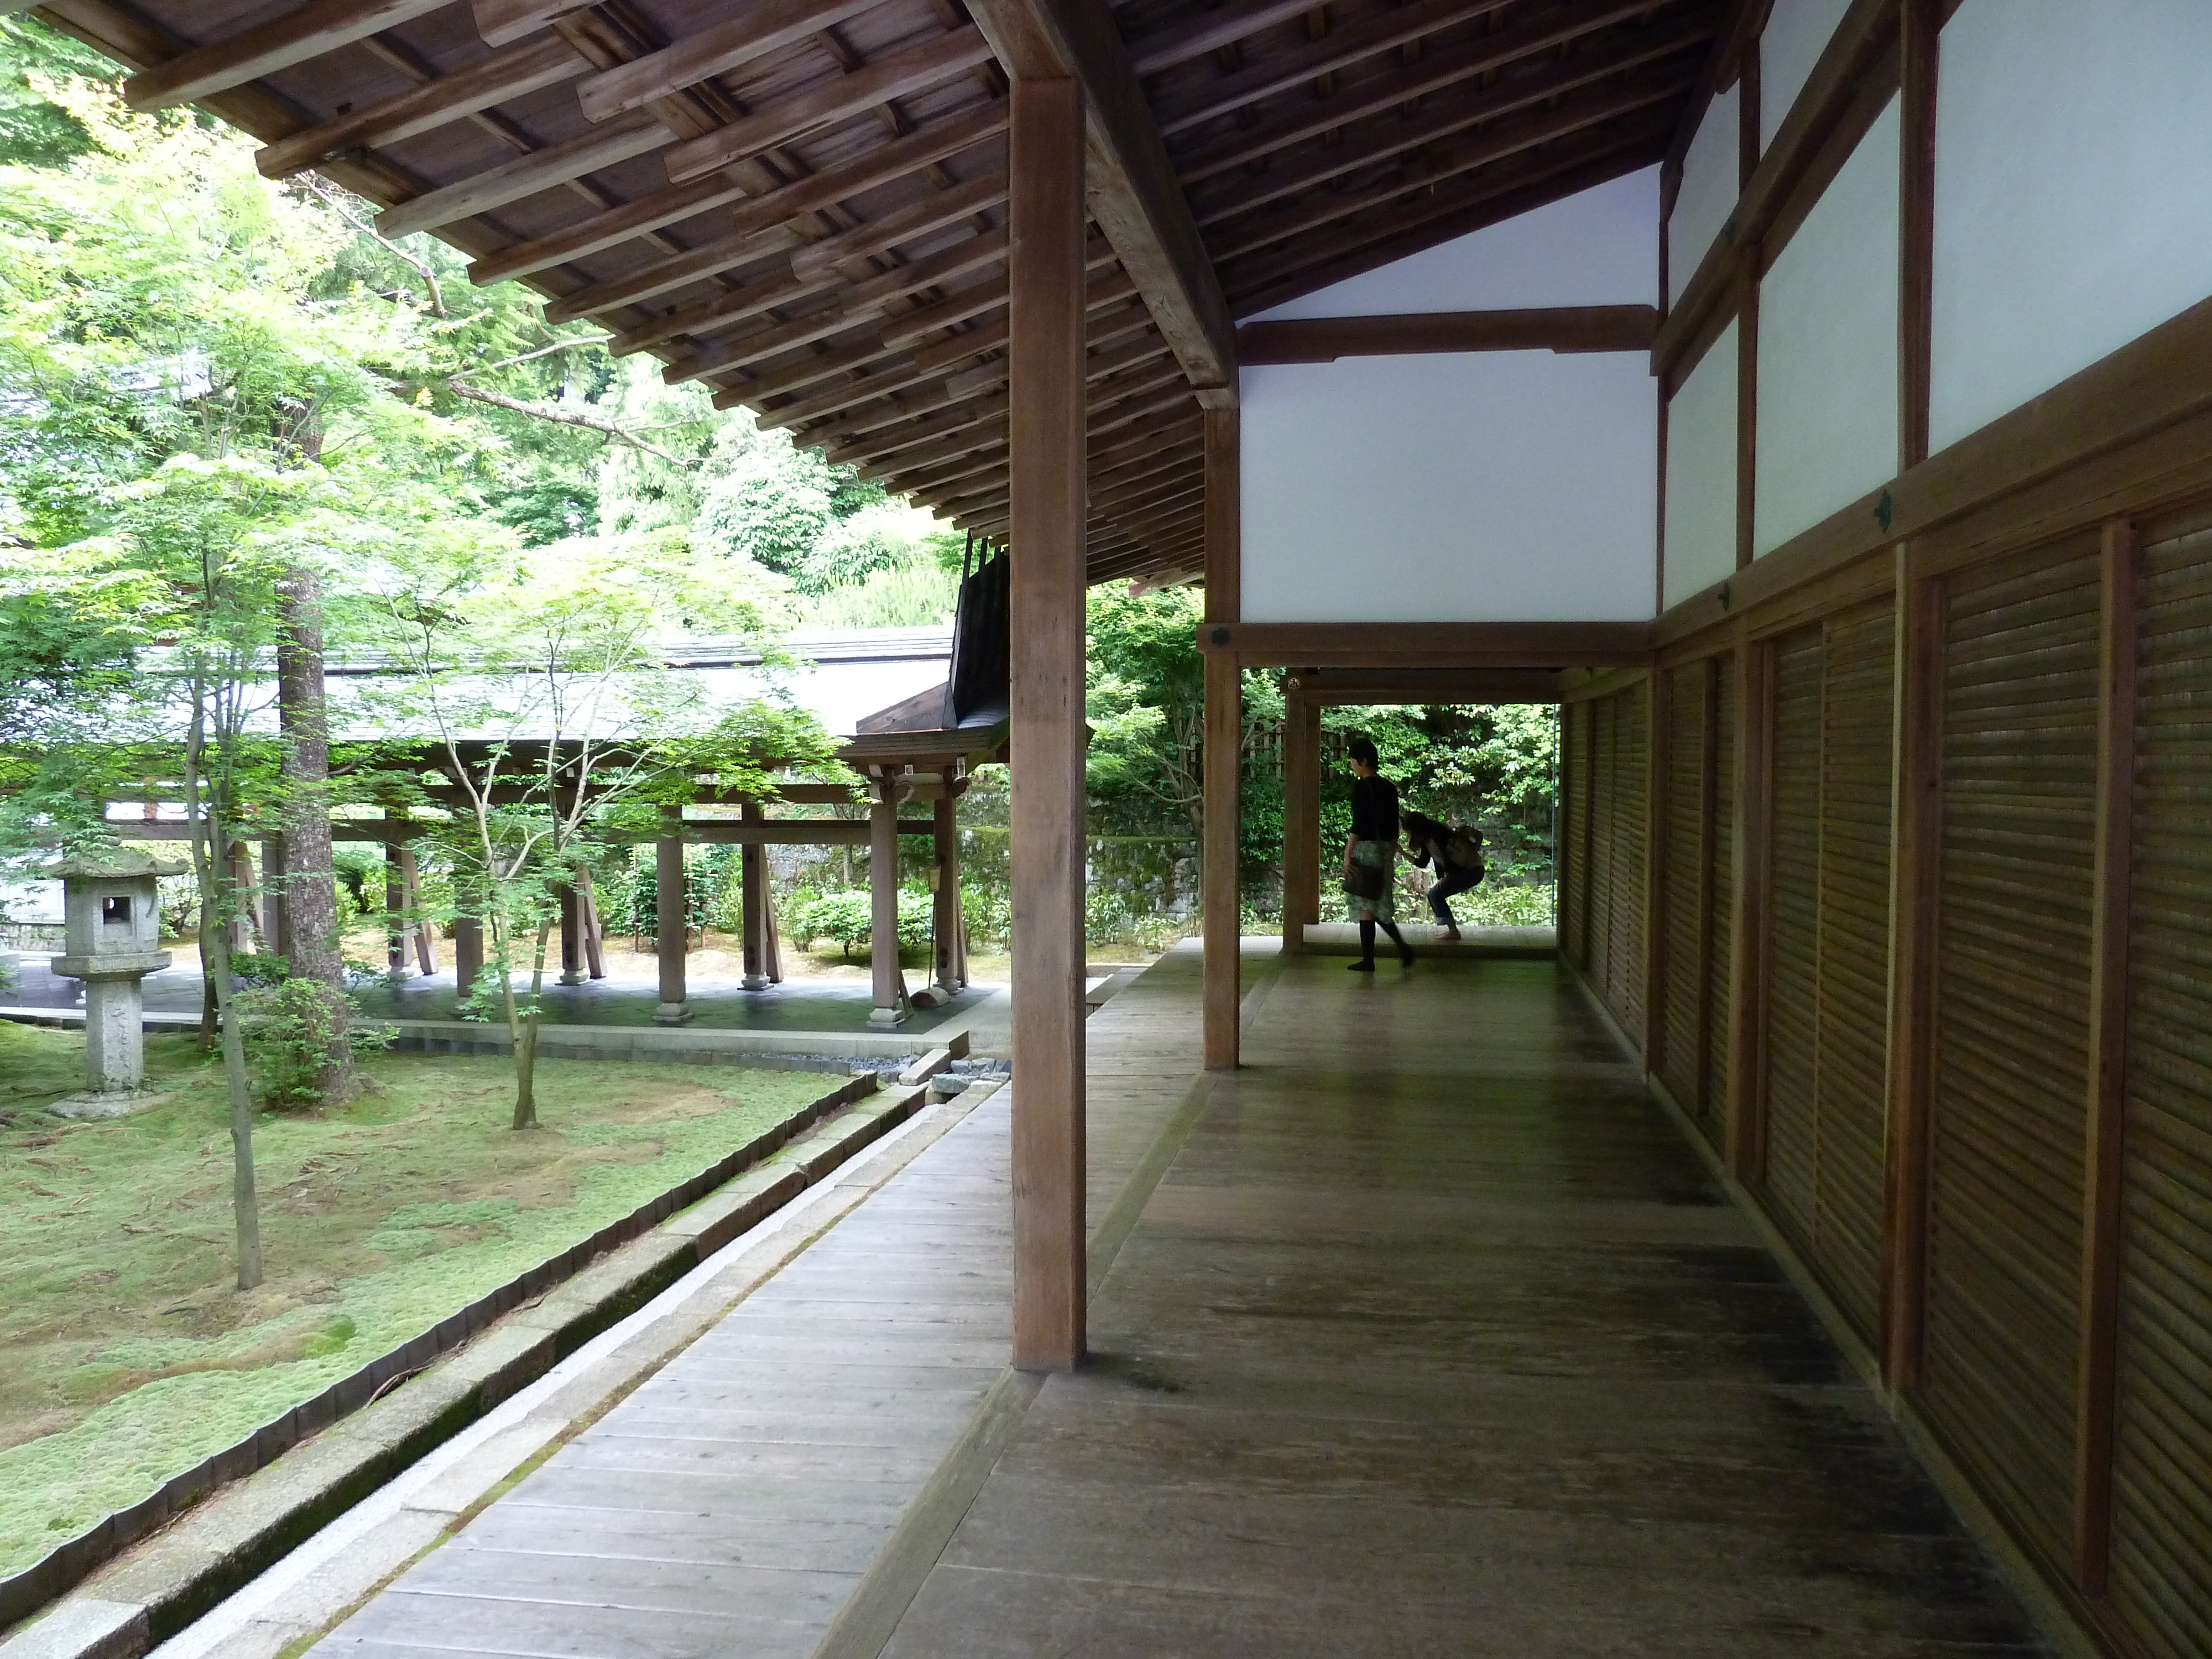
left=204, top=921, right=263, bottom=1290
left=276, top=564, right=355, bottom=1101
left=511, top=915, right=554, bottom=1129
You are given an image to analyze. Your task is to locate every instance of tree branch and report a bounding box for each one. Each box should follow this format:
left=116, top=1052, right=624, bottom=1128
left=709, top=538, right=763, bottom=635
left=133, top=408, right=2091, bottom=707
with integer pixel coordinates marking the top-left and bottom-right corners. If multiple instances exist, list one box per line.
left=441, top=382, right=697, bottom=466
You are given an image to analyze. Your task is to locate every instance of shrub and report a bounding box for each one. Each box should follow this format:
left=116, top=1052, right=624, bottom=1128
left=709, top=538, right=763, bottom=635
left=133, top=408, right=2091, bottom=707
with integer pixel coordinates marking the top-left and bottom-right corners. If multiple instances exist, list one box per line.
left=234, top=979, right=394, bottom=1108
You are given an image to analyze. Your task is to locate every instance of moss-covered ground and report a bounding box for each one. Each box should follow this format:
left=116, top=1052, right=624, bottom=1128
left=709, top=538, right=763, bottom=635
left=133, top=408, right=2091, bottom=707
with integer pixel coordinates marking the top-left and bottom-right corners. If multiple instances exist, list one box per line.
left=0, top=1020, right=830, bottom=1577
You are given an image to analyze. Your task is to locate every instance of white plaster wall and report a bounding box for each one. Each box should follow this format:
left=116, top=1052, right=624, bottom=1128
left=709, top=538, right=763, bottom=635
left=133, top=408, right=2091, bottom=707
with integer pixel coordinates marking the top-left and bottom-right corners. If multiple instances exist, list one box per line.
left=1931, top=0, right=2212, bottom=452
left=1663, top=320, right=1738, bottom=610
left=1250, top=166, right=1657, bottom=320
left=1757, top=0, right=1854, bottom=152
left=1668, top=82, right=1739, bottom=302
left=1240, top=352, right=1656, bottom=623
left=1754, top=98, right=1900, bottom=556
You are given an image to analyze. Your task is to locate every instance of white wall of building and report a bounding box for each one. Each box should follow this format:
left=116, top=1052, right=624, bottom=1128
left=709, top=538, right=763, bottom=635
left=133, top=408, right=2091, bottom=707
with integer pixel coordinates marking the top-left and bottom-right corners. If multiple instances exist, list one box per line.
left=1931, top=0, right=2212, bottom=452
left=1757, top=0, right=1855, bottom=152
left=1663, top=320, right=1738, bottom=610
left=1250, top=166, right=1657, bottom=319
left=1240, top=351, right=1657, bottom=622
left=1754, top=97, right=1900, bottom=556
left=1668, top=82, right=1739, bottom=302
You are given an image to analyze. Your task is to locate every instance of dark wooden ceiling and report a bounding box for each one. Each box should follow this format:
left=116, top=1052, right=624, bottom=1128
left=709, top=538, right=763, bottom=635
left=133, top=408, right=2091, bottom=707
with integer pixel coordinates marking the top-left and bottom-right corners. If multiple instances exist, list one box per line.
left=34, top=0, right=1727, bottom=582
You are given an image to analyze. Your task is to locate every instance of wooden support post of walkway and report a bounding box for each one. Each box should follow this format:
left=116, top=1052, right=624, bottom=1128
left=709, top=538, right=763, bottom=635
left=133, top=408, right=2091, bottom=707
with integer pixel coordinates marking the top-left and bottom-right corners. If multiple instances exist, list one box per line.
left=654, top=810, right=690, bottom=1025
left=452, top=915, right=482, bottom=998
left=385, top=841, right=407, bottom=975
left=868, top=768, right=909, bottom=1026
left=401, top=844, right=439, bottom=975
left=261, top=836, right=288, bottom=958
left=1008, top=74, right=1087, bottom=1373
left=1202, top=405, right=1241, bottom=1070
left=227, top=840, right=255, bottom=952
left=1281, top=686, right=1313, bottom=956
left=556, top=883, right=585, bottom=985
left=740, top=800, right=770, bottom=990
left=933, top=766, right=964, bottom=992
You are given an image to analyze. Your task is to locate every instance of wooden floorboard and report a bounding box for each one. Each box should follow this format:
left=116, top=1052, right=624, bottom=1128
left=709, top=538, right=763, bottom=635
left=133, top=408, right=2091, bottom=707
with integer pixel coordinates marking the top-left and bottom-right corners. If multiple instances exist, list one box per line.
left=879, top=955, right=2052, bottom=1659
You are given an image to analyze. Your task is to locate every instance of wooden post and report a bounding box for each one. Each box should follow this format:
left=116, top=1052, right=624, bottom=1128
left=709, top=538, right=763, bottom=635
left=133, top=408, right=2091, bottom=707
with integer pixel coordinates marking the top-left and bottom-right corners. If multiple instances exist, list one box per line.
left=452, top=915, right=483, bottom=998
left=868, top=769, right=908, bottom=1026
left=400, top=844, right=439, bottom=975
left=1882, top=551, right=1945, bottom=1389
left=1735, top=247, right=1760, bottom=571
left=384, top=842, right=408, bottom=975
left=2073, top=518, right=2140, bottom=1592
left=1724, top=631, right=1773, bottom=1180
left=654, top=811, right=690, bottom=1025
left=556, top=883, right=584, bottom=984
left=1202, top=405, right=1241, bottom=1070
left=577, top=865, right=603, bottom=980
left=227, top=840, right=256, bottom=952
left=1008, top=75, right=1087, bottom=1374
left=740, top=800, right=770, bottom=990
left=1281, top=686, right=1313, bottom=954
left=934, top=767, right=964, bottom=992
left=1898, top=0, right=1939, bottom=473
left=261, top=836, right=288, bottom=959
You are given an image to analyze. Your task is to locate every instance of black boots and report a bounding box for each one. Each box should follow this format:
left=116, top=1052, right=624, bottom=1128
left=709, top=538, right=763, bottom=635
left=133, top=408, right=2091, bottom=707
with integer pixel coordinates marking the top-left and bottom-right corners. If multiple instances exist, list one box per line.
left=1349, top=919, right=1415, bottom=971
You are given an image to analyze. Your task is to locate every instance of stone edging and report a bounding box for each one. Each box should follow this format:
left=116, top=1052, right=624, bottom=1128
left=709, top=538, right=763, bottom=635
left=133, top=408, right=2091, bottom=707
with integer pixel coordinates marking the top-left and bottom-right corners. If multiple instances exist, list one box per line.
left=0, top=1071, right=919, bottom=1653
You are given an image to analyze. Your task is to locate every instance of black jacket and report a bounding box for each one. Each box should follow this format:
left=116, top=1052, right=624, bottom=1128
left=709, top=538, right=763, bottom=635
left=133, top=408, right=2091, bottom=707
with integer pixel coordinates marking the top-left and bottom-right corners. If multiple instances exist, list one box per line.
left=1349, top=774, right=1400, bottom=843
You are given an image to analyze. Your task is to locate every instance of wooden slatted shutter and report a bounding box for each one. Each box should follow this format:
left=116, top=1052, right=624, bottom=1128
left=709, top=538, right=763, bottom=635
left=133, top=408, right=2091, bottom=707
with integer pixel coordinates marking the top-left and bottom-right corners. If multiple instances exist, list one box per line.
left=1922, top=534, right=2101, bottom=1578
left=1756, top=607, right=1894, bottom=1344
left=1764, top=627, right=1825, bottom=1234
left=2110, top=520, right=2212, bottom=1659
left=1589, top=693, right=1619, bottom=994
left=1562, top=700, right=1590, bottom=969
left=1813, top=601, right=1895, bottom=1343
left=1657, top=666, right=1707, bottom=1113
left=1707, top=656, right=1736, bottom=1138
left=1609, top=681, right=1650, bottom=1040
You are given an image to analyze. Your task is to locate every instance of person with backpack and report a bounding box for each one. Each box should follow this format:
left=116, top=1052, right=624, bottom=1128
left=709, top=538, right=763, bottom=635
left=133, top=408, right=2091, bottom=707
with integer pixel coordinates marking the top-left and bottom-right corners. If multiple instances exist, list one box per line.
left=1341, top=736, right=1415, bottom=971
left=1401, top=810, right=1485, bottom=942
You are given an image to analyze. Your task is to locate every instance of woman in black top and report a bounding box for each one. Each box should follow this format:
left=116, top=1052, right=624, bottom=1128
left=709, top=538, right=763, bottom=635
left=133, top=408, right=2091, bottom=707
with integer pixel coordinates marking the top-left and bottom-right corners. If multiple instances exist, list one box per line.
left=1342, top=737, right=1414, bottom=971
left=1402, top=810, right=1484, bottom=942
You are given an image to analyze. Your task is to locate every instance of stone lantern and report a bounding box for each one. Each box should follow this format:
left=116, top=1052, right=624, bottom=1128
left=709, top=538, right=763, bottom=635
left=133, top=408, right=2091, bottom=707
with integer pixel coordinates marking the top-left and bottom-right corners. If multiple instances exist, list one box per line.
left=44, top=847, right=187, bottom=1096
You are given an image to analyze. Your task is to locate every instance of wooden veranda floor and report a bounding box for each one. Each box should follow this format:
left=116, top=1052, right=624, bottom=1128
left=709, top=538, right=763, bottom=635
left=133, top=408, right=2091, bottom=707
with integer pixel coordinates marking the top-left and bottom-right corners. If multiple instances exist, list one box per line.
left=311, top=947, right=2047, bottom=1658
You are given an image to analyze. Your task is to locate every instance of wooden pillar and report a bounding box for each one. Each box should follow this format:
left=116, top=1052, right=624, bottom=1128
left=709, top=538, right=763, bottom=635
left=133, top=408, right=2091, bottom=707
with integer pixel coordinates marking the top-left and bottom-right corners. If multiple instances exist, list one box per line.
left=1882, top=552, right=1945, bottom=1389
left=577, top=866, right=603, bottom=980
left=397, top=844, right=438, bottom=975
left=384, top=842, right=408, bottom=975
left=1007, top=75, right=1087, bottom=1374
left=933, top=769, right=964, bottom=992
left=868, top=770, right=907, bottom=1026
left=653, top=813, right=690, bottom=1025
left=452, top=915, right=483, bottom=998
left=1641, top=667, right=1670, bottom=1067
left=740, top=801, right=770, bottom=990
left=556, top=883, right=584, bottom=984
left=227, top=839, right=255, bottom=952
left=1202, top=406, right=1241, bottom=1070
left=2073, top=517, right=2141, bottom=1592
left=1898, top=0, right=1939, bottom=473
left=1281, top=686, right=1313, bottom=954
left=260, top=836, right=288, bottom=959
left=1692, top=657, right=1722, bottom=1112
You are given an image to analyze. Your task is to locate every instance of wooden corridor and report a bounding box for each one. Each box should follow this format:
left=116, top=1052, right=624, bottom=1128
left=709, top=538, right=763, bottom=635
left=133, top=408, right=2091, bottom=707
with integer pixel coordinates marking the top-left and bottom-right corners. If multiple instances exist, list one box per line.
left=313, top=949, right=2047, bottom=1657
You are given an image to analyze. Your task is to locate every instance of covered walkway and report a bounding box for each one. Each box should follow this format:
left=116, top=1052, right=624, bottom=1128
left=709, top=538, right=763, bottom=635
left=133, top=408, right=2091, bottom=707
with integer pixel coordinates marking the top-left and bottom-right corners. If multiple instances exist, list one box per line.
left=303, top=948, right=2042, bottom=1657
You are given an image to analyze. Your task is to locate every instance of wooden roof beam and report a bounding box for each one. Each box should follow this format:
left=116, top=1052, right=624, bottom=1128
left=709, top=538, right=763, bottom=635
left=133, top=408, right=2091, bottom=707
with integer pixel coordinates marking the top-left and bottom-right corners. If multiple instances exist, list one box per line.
left=1187, top=42, right=1704, bottom=234
left=474, top=0, right=591, bottom=49
left=663, top=25, right=997, bottom=183
left=1122, top=0, right=1333, bottom=76
left=122, top=0, right=451, bottom=110
left=576, top=0, right=885, bottom=122
left=377, top=110, right=671, bottom=240
left=1240, top=306, right=1658, bottom=363
left=1174, top=2, right=1709, bottom=183
left=964, top=0, right=1238, bottom=403
left=253, top=34, right=588, bottom=179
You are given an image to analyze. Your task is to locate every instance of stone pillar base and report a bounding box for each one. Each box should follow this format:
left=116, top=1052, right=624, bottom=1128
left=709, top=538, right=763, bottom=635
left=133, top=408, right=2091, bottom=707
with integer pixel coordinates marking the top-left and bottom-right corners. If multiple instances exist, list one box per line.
left=557, top=969, right=587, bottom=987
left=653, top=1001, right=693, bottom=1026
left=868, top=1005, right=908, bottom=1028
left=741, top=974, right=771, bottom=991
